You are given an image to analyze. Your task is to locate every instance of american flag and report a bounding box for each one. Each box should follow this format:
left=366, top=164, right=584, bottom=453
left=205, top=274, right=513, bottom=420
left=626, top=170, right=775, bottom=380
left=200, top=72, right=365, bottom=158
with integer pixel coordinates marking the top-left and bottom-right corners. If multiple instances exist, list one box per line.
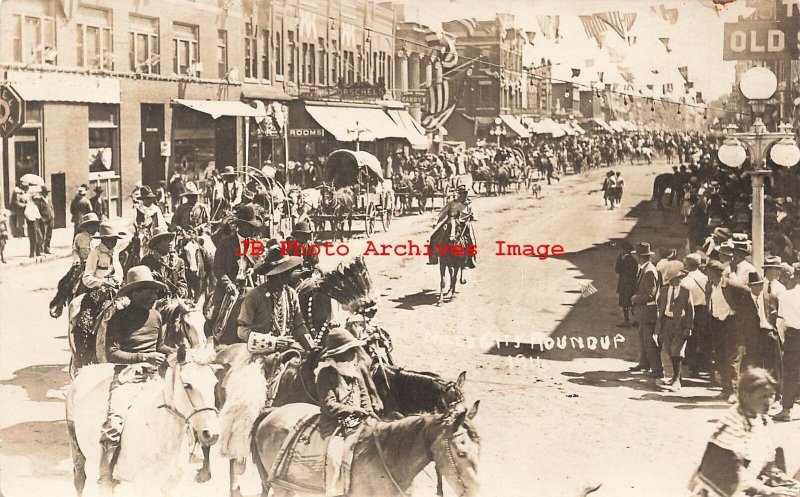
left=579, top=15, right=607, bottom=48
left=595, top=12, right=637, bottom=40
left=424, top=32, right=458, bottom=72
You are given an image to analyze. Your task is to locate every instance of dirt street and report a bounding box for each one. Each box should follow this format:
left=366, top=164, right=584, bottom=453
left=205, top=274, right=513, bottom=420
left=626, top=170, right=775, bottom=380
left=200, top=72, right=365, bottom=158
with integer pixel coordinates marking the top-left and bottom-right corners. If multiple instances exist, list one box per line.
left=1, top=159, right=797, bottom=497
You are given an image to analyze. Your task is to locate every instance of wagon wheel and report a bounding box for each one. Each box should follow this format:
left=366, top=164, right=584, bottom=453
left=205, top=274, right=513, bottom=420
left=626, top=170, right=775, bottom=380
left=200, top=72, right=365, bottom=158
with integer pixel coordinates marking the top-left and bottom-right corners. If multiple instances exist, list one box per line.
left=382, top=199, right=392, bottom=231
left=365, top=204, right=375, bottom=236
left=472, top=181, right=483, bottom=195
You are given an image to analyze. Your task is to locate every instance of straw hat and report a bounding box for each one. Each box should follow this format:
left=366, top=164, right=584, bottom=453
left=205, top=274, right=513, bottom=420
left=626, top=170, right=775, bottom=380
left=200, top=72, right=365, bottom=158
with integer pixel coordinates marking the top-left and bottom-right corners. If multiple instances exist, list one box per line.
left=117, top=266, right=167, bottom=297
left=147, top=227, right=176, bottom=249
left=663, top=261, right=685, bottom=282
left=92, top=221, right=126, bottom=239
left=78, top=212, right=100, bottom=230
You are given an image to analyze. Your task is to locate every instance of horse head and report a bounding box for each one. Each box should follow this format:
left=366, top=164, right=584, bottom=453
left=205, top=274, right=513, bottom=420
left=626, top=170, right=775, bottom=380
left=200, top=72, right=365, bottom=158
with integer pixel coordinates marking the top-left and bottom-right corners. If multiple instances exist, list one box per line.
left=162, top=345, right=222, bottom=447
left=161, top=299, right=209, bottom=351
left=441, top=371, right=467, bottom=412
left=430, top=401, right=481, bottom=497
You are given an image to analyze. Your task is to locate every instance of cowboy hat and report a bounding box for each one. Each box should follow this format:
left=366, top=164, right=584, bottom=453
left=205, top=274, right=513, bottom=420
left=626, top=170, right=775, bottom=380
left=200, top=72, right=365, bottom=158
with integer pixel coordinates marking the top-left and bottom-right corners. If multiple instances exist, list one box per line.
left=77, top=186, right=87, bottom=195
left=264, top=255, right=303, bottom=277
left=291, top=221, right=312, bottom=236
left=320, top=327, right=366, bottom=360
left=181, top=182, right=201, bottom=196
left=78, top=212, right=100, bottom=230
left=147, top=227, right=176, bottom=249
left=139, top=186, right=156, bottom=199
left=634, top=242, right=654, bottom=256
left=235, top=205, right=263, bottom=228
left=117, top=265, right=167, bottom=298
left=457, top=184, right=468, bottom=194
left=663, top=260, right=685, bottom=282
left=712, top=227, right=732, bottom=239
left=763, top=256, right=783, bottom=268
left=222, top=166, right=237, bottom=176
left=91, top=221, right=126, bottom=239
left=94, top=185, right=104, bottom=192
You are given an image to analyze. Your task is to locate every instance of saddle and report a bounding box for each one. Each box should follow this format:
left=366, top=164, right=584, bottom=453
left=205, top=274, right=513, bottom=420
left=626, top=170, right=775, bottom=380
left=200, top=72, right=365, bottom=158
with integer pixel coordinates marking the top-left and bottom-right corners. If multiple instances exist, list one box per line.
left=268, top=411, right=365, bottom=494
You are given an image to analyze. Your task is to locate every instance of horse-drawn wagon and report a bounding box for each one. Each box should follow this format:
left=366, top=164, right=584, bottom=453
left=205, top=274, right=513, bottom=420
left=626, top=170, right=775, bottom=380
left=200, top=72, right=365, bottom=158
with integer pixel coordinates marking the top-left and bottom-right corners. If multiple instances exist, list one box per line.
left=312, top=149, right=393, bottom=238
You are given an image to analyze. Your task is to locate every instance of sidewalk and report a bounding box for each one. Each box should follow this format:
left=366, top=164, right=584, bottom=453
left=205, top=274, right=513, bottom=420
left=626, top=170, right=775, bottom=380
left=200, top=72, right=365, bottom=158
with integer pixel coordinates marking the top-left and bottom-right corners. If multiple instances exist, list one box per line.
left=0, top=218, right=131, bottom=270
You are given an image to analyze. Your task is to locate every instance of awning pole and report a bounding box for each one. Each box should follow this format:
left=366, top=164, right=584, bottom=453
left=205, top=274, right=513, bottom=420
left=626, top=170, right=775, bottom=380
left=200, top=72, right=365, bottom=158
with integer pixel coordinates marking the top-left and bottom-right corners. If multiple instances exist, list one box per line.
left=244, top=118, right=250, bottom=169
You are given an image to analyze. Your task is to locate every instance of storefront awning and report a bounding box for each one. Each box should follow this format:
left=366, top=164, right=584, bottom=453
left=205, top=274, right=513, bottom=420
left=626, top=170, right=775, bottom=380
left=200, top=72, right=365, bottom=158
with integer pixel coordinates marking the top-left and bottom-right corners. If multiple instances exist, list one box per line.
left=571, top=122, right=586, bottom=134
left=174, top=99, right=266, bottom=119
left=589, top=118, right=614, bottom=133
left=7, top=70, right=120, bottom=104
left=530, top=118, right=566, bottom=138
left=558, top=122, right=576, bottom=136
left=499, top=115, right=531, bottom=138
left=387, top=109, right=430, bottom=150
left=305, top=104, right=405, bottom=142
left=607, top=121, right=625, bottom=133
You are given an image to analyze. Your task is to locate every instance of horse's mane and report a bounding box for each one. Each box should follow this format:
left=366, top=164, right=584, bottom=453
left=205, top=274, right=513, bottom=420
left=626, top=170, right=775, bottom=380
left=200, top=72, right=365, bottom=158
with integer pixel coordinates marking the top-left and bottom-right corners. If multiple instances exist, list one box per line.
left=382, top=366, right=450, bottom=414
left=355, top=413, right=438, bottom=463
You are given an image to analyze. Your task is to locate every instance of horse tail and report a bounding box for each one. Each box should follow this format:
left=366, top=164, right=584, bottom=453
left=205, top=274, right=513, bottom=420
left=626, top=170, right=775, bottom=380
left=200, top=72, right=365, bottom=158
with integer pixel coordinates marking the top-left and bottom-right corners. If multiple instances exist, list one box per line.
left=66, top=417, right=87, bottom=496
left=250, top=408, right=275, bottom=485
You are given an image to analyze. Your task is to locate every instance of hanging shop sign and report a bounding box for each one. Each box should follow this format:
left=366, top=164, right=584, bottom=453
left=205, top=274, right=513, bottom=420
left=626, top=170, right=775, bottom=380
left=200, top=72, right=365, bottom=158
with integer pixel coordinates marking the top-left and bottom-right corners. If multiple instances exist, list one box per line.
left=288, top=128, right=325, bottom=137
left=723, top=20, right=800, bottom=60
left=0, top=84, right=25, bottom=138
left=400, top=91, right=427, bottom=106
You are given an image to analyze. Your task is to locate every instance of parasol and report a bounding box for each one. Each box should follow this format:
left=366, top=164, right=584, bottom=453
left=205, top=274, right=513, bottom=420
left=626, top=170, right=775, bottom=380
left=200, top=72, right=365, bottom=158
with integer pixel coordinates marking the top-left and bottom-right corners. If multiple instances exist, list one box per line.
left=19, top=174, right=44, bottom=186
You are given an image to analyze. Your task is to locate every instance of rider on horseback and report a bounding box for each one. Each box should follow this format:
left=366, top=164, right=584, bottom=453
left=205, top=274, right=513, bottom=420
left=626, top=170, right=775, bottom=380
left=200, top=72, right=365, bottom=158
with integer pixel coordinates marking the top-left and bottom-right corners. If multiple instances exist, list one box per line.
left=315, top=327, right=380, bottom=497
left=428, top=184, right=476, bottom=268
left=282, top=221, right=319, bottom=275
left=141, top=228, right=188, bottom=300
left=133, top=186, right=165, bottom=250
left=97, top=266, right=173, bottom=496
left=170, top=182, right=209, bottom=232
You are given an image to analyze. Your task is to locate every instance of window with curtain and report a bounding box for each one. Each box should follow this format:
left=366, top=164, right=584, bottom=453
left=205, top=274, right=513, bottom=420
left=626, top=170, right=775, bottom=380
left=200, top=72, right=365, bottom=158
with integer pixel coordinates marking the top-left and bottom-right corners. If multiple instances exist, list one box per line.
left=245, top=22, right=258, bottom=78
left=172, top=23, right=199, bottom=75
left=129, top=15, right=159, bottom=74
left=77, top=7, right=113, bottom=70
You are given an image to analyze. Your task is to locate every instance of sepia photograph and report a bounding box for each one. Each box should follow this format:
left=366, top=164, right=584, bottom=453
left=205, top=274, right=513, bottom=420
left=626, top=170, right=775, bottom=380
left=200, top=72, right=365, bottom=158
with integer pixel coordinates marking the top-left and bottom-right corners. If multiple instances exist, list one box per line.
left=0, top=0, right=799, bottom=496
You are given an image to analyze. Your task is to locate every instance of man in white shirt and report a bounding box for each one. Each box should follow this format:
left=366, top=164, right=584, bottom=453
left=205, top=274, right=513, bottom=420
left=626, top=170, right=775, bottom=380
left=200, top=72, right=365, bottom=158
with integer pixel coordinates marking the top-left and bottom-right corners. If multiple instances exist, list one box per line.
left=682, top=253, right=710, bottom=376
left=763, top=256, right=786, bottom=297
left=774, top=266, right=800, bottom=421
left=731, top=240, right=757, bottom=286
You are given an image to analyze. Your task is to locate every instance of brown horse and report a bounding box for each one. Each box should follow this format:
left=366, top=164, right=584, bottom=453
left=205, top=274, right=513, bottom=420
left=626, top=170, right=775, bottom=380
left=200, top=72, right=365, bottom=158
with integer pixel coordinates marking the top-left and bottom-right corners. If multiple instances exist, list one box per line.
left=438, top=215, right=472, bottom=306
left=251, top=401, right=481, bottom=497
left=317, top=184, right=355, bottom=241
left=412, top=172, right=436, bottom=213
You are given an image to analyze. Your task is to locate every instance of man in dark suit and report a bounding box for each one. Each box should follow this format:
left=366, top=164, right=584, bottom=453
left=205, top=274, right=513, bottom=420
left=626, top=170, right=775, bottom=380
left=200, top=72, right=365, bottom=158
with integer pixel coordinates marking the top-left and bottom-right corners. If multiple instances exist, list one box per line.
left=207, top=205, right=262, bottom=342
left=705, top=260, right=758, bottom=403
left=35, top=185, right=55, bottom=254
left=629, top=242, right=662, bottom=376
left=746, top=272, right=782, bottom=391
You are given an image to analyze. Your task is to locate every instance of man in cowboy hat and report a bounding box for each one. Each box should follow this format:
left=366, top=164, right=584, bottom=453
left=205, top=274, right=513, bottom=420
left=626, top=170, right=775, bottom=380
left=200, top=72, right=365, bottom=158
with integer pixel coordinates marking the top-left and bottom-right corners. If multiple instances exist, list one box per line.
left=72, top=213, right=100, bottom=263
left=428, top=184, right=476, bottom=268
left=207, top=205, right=263, bottom=342
left=97, top=265, right=174, bottom=495
left=170, top=182, right=209, bottom=232
left=630, top=242, right=663, bottom=377
left=730, top=236, right=757, bottom=286
left=283, top=221, right=319, bottom=272
left=314, top=327, right=380, bottom=497
left=655, top=261, right=694, bottom=391
left=141, top=227, right=188, bottom=299
left=91, top=185, right=107, bottom=220
left=216, top=166, right=243, bottom=209
left=70, top=184, right=93, bottom=239
left=134, top=186, right=165, bottom=235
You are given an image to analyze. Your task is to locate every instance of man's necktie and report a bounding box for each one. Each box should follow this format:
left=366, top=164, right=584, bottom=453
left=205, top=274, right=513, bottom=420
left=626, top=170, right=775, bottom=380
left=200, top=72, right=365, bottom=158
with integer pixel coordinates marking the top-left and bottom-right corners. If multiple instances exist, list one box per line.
left=767, top=281, right=772, bottom=295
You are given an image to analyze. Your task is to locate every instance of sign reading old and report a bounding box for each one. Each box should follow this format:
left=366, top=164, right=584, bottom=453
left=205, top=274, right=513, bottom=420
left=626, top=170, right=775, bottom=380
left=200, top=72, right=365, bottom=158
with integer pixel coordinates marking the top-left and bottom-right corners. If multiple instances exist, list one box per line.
left=722, top=20, right=800, bottom=60
left=0, top=84, right=25, bottom=138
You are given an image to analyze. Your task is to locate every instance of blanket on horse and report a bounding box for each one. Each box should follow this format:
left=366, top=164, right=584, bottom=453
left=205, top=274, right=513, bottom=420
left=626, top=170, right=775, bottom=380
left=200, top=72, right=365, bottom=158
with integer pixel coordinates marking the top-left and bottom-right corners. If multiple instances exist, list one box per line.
left=268, top=411, right=362, bottom=494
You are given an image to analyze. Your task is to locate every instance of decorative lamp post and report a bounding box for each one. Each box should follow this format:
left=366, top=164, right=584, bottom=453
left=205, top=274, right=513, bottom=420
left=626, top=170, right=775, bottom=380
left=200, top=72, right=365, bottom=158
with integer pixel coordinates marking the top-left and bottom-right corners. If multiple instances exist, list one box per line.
left=716, top=67, right=800, bottom=271
left=489, top=117, right=506, bottom=147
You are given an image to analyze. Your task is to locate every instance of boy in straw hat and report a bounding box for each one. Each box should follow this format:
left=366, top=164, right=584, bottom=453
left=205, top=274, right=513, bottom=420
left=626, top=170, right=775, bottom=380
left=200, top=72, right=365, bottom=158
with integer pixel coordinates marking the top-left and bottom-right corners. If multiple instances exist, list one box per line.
left=97, top=265, right=173, bottom=494
left=315, top=327, right=380, bottom=497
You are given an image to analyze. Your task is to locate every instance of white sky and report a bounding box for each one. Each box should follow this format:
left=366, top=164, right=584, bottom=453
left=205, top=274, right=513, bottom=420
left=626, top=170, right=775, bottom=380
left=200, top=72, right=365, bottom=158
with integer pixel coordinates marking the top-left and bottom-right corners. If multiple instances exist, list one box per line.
left=396, top=0, right=756, bottom=100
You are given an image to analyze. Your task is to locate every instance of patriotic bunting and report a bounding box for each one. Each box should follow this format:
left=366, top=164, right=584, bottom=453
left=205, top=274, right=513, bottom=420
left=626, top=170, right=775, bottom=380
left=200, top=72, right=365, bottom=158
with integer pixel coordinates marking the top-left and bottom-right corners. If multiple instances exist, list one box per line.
left=649, top=4, right=679, bottom=24
left=658, top=37, right=672, bottom=53
left=536, top=16, right=561, bottom=41
left=579, top=15, right=607, bottom=42
left=571, top=68, right=581, bottom=78
left=595, top=12, right=637, bottom=40
left=678, top=66, right=689, bottom=82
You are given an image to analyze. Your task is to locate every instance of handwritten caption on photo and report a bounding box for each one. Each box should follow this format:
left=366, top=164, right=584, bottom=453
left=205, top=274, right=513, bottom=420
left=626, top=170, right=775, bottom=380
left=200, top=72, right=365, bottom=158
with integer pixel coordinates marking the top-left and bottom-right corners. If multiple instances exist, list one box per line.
left=236, top=240, right=565, bottom=260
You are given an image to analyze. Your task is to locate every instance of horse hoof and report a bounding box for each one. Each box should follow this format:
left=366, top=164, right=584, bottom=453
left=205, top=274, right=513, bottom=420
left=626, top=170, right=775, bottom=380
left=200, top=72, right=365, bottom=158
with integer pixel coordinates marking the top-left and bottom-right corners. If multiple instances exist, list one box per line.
left=195, top=469, right=212, bottom=483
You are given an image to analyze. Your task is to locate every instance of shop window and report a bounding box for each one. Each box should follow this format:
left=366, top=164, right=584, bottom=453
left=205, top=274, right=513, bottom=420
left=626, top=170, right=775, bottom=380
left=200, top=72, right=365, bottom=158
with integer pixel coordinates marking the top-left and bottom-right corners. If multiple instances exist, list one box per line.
left=344, top=50, right=354, bottom=84
left=77, top=7, right=113, bottom=70
left=14, top=131, right=42, bottom=182
left=172, top=22, right=199, bottom=76
left=245, top=22, right=258, bottom=79
left=25, top=102, right=43, bottom=123
left=12, top=10, right=57, bottom=65
left=261, top=29, right=270, bottom=80
left=217, top=30, right=228, bottom=78
left=129, top=15, right=159, bottom=74
left=88, top=105, right=118, bottom=174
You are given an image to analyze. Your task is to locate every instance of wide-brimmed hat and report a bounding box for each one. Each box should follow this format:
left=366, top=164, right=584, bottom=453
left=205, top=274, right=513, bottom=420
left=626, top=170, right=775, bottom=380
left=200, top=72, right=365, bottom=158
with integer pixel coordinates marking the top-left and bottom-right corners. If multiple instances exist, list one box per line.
left=92, top=221, right=126, bottom=239
left=320, top=327, right=366, bottom=359
left=139, top=186, right=156, bottom=199
left=77, top=186, right=87, bottom=195
left=291, top=221, right=312, bottom=236
left=235, top=205, right=263, bottom=228
left=457, top=184, right=468, bottom=194
left=763, top=256, right=782, bottom=268
left=94, top=185, right=104, bottom=193
left=182, top=182, right=201, bottom=196
left=747, top=272, right=764, bottom=286
left=118, top=265, right=168, bottom=297
left=78, top=212, right=100, bottom=230
left=684, top=253, right=703, bottom=269
left=717, top=242, right=734, bottom=256
left=222, top=166, right=237, bottom=177
left=261, top=255, right=303, bottom=277
left=148, top=228, right=176, bottom=249
left=634, top=242, right=654, bottom=256
left=712, top=227, right=732, bottom=239
left=663, top=260, right=686, bottom=282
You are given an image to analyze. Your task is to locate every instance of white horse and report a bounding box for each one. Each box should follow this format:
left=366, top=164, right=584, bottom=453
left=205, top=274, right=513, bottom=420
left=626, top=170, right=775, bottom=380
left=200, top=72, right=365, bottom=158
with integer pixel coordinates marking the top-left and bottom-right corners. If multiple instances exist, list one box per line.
left=66, top=346, right=221, bottom=497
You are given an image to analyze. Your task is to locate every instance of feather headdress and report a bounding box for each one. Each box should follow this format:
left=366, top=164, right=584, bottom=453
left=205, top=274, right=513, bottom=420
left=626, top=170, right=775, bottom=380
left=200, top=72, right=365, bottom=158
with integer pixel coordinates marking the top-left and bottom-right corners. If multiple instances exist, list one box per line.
left=318, top=256, right=377, bottom=314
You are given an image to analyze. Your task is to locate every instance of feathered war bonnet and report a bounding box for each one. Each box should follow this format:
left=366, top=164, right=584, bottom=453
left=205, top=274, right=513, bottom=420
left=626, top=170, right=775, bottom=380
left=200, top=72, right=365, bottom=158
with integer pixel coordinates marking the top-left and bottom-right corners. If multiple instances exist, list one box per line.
left=318, top=256, right=378, bottom=317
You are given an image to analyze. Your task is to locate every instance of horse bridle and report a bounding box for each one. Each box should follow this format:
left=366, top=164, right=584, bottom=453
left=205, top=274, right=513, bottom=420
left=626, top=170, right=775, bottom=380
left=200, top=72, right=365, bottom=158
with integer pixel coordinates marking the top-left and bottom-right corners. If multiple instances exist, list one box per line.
left=371, top=420, right=472, bottom=497
left=158, top=361, right=219, bottom=426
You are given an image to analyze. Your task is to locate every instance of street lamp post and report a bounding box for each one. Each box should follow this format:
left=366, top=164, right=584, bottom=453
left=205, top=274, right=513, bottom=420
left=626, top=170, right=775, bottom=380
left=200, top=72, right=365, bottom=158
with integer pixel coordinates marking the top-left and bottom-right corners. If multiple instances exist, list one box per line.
left=489, top=117, right=506, bottom=147
left=717, top=67, right=800, bottom=271
left=347, top=121, right=368, bottom=151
